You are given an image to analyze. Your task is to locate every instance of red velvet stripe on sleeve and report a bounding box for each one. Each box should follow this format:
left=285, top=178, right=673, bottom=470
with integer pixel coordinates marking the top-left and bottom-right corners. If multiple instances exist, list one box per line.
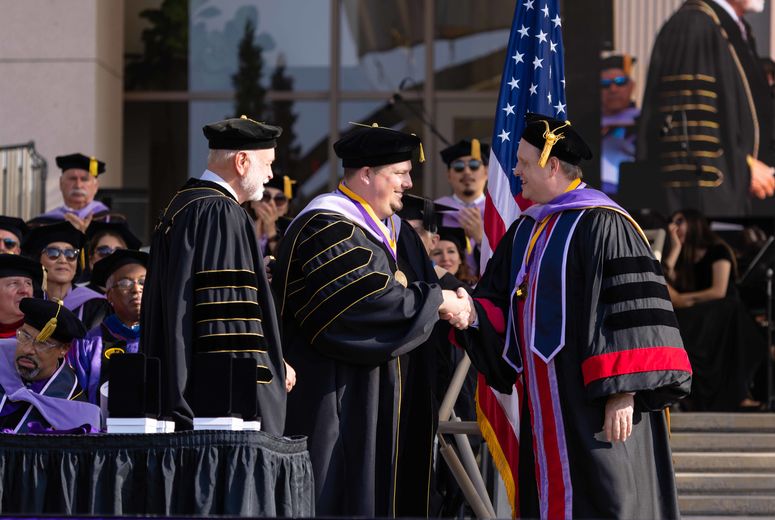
left=581, top=346, right=692, bottom=385
left=475, top=297, right=506, bottom=335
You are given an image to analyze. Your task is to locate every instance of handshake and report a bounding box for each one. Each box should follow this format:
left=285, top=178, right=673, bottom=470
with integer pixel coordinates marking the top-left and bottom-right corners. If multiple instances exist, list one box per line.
left=438, top=288, right=476, bottom=330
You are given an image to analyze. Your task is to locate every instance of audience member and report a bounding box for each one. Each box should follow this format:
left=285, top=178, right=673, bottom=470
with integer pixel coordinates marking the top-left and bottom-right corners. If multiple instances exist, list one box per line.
left=69, top=250, right=147, bottom=404
left=39, top=153, right=110, bottom=231
left=600, top=53, right=638, bottom=194
left=0, top=255, right=41, bottom=338
left=243, top=173, right=296, bottom=256
left=0, top=298, right=99, bottom=433
left=663, top=208, right=766, bottom=410
left=436, top=139, right=489, bottom=274
left=21, top=222, right=110, bottom=330
left=432, top=226, right=478, bottom=287
left=0, top=217, right=27, bottom=255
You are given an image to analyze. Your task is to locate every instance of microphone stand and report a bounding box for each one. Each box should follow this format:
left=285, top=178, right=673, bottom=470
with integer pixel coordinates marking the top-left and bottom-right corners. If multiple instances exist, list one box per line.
left=390, top=92, right=452, bottom=147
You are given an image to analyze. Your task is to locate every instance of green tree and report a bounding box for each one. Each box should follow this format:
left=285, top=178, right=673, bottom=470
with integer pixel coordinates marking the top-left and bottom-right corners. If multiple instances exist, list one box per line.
left=125, top=0, right=188, bottom=90
left=270, top=54, right=301, bottom=177
left=232, top=19, right=267, bottom=120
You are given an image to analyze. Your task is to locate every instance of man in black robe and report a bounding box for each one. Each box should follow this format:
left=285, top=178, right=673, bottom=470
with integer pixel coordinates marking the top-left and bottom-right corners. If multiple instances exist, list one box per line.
left=637, top=0, right=775, bottom=216
left=140, top=116, right=287, bottom=434
left=0, top=298, right=99, bottom=433
left=455, top=114, right=693, bottom=519
left=273, top=125, right=471, bottom=517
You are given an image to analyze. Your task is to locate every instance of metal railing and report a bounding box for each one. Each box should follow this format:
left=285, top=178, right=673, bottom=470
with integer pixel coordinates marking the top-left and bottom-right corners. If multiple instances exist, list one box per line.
left=0, top=142, right=47, bottom=219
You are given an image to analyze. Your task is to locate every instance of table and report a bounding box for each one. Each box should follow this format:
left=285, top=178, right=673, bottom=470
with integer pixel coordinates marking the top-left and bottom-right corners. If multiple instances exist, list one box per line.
left=0, top=430, right=314, bottom=516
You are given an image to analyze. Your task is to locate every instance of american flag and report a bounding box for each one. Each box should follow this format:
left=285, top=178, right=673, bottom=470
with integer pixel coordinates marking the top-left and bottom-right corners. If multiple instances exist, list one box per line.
left=476, top=0, right=567, bottom=516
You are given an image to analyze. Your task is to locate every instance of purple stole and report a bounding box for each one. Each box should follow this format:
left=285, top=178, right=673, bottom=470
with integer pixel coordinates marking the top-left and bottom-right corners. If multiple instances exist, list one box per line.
left=60, top=286, right=106, bottom=320
left=39, top=200, right=110, bottom=220
left=0, top=339, right=101, bottom=432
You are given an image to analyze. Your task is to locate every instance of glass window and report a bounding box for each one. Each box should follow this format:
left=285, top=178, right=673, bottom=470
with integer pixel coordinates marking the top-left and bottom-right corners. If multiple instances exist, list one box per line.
left=189, top=0, right=331, bottom=93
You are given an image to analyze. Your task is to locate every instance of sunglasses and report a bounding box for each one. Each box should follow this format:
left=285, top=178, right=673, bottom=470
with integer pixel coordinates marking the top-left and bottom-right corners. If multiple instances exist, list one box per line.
left=600, top=76, right=630, bottom=89
left=450, top=159, right=483, bottom=173
left=94, top=245, right=124, bottom=257
left=0, top=238, right=19, bottom=250
left=42, top=247, right=79, bottom=261
left=262, top=193, right=288, bottom=205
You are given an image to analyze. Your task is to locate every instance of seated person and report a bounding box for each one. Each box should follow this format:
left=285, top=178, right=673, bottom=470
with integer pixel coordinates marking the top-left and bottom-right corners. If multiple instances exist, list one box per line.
left=81, top=220, right=143, bottom=290
left=435, top=139, right=489, bottom=275
left=0, top=256, right=41, bottom=338
left=0, top=216, right=28, bottom=255
left=38, top=153, right=110, bottom=231
left=0, top=298, right=99, bottom=433
left=69, top=250, right=147, bottom=404
left=21, top=222, right=111, bottom=331
left=243, top=174, right=297, bottom=256
left=431, top=226, right=478, bottom=288
left=663, top=209, right=765, bottom=410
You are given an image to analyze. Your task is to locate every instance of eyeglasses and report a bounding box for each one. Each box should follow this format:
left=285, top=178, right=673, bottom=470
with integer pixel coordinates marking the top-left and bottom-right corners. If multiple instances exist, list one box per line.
left=450, top=159, right=483, bottom=173
left=42, top=247, right=79, bottom=261
left=16, top=328, right=60, bottom=352
left=261, top=193, right=288, bottom=205
left=0, top=238, right=19, bottom=250
left=109, top=278, right=145, bottom=292
left=94, top=245, right=124, bottom=257
left=600, top=76, right=630, bottom=89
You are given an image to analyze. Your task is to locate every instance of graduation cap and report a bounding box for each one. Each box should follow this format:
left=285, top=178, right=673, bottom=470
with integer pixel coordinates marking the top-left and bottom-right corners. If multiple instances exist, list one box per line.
left=437, top=226, right=469, bottom=254
left=203, top=115, right=283, bottom=150
left=265, top=174, right=298, bottom=200
left=55, top=153, right=105, bottom=177
left=0, top=255, right=43, bottom=286
left=521, top=113, right=593, bottom=168
left=21, top=221, right=86, bottom=257
left=18, top=298, right=87, bottom=343
left=601, top=53, right=637, bottom=76
left=91, top=250, right=149, bottom=289
left=440, top=139, right=491, bottom=167
left=86, top=221, right=142, bottom=251
left=334, top=123, right=424, bottom=168
left=397, top=194, right=455, bottom=234
left=0, top=216, right=28, bottom=242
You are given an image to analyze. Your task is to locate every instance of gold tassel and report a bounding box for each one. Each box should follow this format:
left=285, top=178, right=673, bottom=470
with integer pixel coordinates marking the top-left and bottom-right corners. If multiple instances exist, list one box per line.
left=283, top=176, right=297, bottom=200
left=410, top=133, right=426, bottom=163
left=36, top=300, right=62, bottom=343
left=465, top=236, right=473, bottom=255
left=471, top=139, right=482, bottom=161
left=538, top=120, right=572, bottom=168
left=622, top=54, right=632, bottom=77
left=79, top=248, right=85, bottom=271
left=89, top=157, right=98, bottom=177
left=41, top=265, right=48, bottom=294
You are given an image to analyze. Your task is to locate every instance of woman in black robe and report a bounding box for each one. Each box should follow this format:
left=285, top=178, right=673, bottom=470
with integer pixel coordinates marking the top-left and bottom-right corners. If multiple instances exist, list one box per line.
left=663, top=209, right=766, bottom=410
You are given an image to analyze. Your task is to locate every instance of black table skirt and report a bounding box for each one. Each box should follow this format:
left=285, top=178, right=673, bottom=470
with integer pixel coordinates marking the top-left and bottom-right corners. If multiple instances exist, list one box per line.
left=0, top=430, right=314, bottom=516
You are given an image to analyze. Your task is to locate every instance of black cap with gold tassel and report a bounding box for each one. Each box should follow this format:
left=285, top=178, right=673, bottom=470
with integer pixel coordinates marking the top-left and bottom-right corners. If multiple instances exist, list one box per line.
left=334, top=122, right=423, bottom=167
left=18, top=298, right=87, bottom=343
left=520, top=113, right=593, bottom=167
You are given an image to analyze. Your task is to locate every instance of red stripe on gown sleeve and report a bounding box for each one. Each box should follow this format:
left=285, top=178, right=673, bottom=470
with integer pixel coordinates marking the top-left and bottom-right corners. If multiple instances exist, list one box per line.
left=475, top=298, right=506, bottom=335
left=581, top=346, right=692, bottom=386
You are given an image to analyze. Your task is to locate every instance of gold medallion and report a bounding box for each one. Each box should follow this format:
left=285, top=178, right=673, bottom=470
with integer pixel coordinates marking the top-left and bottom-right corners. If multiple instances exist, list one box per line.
left=395, top=270, right=408, bottom=287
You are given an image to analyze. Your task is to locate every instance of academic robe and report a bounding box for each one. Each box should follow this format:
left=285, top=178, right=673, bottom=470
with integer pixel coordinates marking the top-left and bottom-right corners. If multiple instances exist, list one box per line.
left=39, top=200, right=110, bottom=221
left=0, top=339, right=99, bottom=433
left=435, top=194, right=485, bottom=274
left=60, top=285, right=111, bottom=332
left=274, top=192, right=443, bottom=518
left=140, top=178, right=286, bottom=434
left=456, top=189, right=692, bottom=519
left=68, top=318, right=140, bottom=404
left=637, top=0, right=775, bottom=216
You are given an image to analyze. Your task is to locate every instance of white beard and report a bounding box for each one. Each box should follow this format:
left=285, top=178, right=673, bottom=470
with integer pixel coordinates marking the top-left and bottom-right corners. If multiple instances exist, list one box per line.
left=745, top=0, right=765, bottom=13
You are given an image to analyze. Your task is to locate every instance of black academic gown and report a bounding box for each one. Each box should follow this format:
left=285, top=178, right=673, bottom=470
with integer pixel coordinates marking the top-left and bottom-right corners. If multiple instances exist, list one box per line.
left=637, top=0, right=775, bottom=216
left=274, top=210, right=442, bottom=518
left=140, top=178, right=286, bottom=434
left=457, top=209, right=692, bottom=519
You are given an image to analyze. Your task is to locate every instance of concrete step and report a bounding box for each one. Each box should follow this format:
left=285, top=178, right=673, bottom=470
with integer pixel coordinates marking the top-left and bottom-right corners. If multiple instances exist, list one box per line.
left=674, top=452, right=775, bottom=472
left=671, top=413, right=775, bottom=433
left=671, top=432, right=775, bottom=452
left=676, top=472, right=775, bottom=494
left=679, top=495, right=775, bottom=516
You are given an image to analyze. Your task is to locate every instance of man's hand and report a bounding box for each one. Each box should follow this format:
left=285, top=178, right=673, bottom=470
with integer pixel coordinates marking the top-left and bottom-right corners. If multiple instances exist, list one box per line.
left=749, top=157, right=775, bottom=200
left=603, top=392, right=634, bottom=443
left=63, top=211, right=94, bottom=233
left=263, top=255, right=275, bottom=284
left=458, top=207, right=483, bottom=245
left=284, top=361, right=297, bottom=393
left=439, top=288, right=475, bottom=329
